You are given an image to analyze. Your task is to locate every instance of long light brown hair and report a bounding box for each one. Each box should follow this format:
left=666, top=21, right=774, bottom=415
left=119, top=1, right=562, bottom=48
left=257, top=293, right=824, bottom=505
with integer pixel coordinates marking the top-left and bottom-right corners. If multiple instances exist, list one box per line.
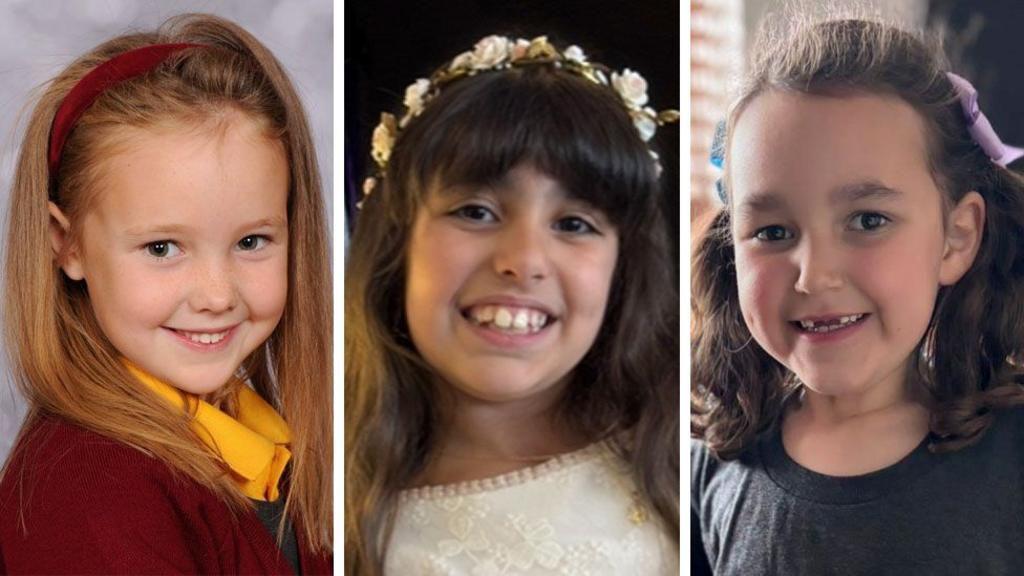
left=692, top=16, right=1024, bottom=460
left=346, top=63, right=679, bottom=573
left=2, top=14, right=331, bottom=551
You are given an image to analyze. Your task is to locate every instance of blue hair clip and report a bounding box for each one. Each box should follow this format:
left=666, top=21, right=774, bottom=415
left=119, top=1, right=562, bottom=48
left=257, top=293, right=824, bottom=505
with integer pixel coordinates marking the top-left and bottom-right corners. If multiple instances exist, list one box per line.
left=709, top=120, right=726, bottom=169
left=709, top=120, right=727, bottom=203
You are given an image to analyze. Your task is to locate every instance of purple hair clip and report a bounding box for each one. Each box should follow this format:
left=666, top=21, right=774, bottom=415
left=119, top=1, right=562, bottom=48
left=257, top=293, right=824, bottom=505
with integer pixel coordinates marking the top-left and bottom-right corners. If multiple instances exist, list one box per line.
left=946, top=72, right=1024, bottom=167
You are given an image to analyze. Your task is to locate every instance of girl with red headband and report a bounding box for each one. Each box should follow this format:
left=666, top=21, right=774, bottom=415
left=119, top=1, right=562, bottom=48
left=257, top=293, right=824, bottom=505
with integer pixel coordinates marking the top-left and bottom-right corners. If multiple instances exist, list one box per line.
left=0, top=14, right=331, bottom=574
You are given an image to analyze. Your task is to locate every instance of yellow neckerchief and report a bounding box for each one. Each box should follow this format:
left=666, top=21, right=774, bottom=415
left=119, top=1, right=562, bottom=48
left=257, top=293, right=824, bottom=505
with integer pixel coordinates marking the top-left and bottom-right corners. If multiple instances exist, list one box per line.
left=125, top=362, right=292, bottom=502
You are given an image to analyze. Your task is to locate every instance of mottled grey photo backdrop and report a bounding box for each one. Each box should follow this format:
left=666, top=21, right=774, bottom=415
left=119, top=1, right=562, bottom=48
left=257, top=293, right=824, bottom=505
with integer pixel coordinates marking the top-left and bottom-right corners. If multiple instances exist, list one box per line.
left=0, top=0, right=332, bottom=464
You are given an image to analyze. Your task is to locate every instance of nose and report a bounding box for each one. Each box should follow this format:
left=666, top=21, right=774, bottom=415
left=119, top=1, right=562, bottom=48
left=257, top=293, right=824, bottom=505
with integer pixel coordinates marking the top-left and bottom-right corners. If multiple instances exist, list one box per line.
left=188, top=257, right=239, bottom=313
left=793, top=237, right=844, bottom=294
left=492, top=218, right=551, bottom=284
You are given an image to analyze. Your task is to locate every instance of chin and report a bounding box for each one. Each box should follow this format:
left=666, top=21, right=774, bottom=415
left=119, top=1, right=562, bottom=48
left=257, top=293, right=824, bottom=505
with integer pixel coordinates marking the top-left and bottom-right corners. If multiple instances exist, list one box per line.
left=797, top=376, right=867, bottom=398
left=160, top=368, right=237, bottom=396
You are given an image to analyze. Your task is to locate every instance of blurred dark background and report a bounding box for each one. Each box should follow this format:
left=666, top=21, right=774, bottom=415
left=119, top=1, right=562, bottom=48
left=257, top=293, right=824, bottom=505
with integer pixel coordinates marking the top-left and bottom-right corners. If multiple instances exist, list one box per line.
left=344, top=0, right=681, bottom=266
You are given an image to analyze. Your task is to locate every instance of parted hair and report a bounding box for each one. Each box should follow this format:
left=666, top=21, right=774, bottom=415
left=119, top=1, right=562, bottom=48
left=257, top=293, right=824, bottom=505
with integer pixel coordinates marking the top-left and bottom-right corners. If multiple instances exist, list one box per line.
left=2, top=14, right=331, bottom=551
left=346, top=62, right=679, bottom=573
left=692, top=16, right=1024, bottom=460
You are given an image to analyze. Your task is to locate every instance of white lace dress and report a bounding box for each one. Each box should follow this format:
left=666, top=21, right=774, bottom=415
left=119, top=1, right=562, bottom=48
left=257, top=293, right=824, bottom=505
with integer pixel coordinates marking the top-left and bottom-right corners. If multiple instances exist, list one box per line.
left=384, top=442, right=678, bottom=575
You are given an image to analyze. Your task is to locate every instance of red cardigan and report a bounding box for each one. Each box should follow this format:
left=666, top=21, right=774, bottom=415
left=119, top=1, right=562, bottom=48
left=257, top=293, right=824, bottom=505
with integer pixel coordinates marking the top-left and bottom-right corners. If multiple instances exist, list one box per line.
left=0, top=415, right=332, bottom=575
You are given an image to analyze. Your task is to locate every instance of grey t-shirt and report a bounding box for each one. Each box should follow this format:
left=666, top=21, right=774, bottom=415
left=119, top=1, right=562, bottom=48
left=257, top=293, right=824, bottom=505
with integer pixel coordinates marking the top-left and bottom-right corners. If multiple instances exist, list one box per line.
left=692, top=406, right=1024, bottom=575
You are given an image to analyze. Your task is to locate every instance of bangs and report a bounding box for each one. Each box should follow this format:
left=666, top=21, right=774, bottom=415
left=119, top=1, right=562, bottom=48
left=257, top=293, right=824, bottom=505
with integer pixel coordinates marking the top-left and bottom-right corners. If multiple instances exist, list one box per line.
left=395, top=67, right=657, bottom=223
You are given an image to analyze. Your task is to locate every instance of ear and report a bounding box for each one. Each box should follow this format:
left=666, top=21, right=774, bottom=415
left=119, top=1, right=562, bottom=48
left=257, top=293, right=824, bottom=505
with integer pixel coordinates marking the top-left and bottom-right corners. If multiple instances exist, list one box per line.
left=48, top=201, right=85, bottom=281
left=939, top=191, right=985, bottom=286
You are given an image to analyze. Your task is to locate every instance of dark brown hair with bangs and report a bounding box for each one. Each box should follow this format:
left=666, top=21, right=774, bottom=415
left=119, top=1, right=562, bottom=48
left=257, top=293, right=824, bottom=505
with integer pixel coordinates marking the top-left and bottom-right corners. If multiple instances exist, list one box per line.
left=346, top=63, right=679, bottom=573
left=692, top=16, right=1024, bottom=460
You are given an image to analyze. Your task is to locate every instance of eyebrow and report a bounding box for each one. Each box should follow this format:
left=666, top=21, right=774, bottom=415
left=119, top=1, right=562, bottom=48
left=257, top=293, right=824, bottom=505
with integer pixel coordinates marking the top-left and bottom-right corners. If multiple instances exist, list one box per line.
left=737, top=180, right=903, bottom=215
left=123, top=216, right=287, bottom=238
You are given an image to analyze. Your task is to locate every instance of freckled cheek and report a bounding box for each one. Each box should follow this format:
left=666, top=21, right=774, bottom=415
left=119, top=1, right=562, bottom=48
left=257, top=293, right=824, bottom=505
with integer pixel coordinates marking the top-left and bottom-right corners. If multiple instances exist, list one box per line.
left=87, top=257, right=171, bottom=324
left=239, top=257, right=289, bottom=322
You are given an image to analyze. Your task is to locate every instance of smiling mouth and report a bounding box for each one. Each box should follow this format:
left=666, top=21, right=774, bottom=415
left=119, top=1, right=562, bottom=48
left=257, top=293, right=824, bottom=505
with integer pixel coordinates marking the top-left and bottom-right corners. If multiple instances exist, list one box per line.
left=792, top=314, right=869, bottom=334
left=461, top=304, right=555, bottom=335
left=168, top=327, right=236, bottom=345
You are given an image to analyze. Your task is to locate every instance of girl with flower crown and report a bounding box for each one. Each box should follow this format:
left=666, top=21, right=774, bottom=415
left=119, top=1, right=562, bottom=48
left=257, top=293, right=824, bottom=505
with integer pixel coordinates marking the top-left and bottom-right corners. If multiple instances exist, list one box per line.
left=692, top=14, right=1024, bottom=575
left=346, top=35, right=680, bottom=574
left=0, top=14, right=331, bottom=573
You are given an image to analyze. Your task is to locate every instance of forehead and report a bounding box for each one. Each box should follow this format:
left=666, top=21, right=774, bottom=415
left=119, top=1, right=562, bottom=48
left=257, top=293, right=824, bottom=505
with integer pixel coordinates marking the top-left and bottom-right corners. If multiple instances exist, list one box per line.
left=87, top=115, right=288, bottom=226
left=728, top=90, right=938, bottom=213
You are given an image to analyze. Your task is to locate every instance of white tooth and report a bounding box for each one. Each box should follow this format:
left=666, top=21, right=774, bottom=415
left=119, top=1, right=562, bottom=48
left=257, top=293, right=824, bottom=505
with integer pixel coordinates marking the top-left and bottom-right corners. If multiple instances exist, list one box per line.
left=494, top=308, right=513, bottom=328
left=529, top=311, right=545, bottom=329
left=513, top=310, right=529, bottom=329
left=477, top=306, right=496, bottom=323
left=200, top=333, right=212, bottom=344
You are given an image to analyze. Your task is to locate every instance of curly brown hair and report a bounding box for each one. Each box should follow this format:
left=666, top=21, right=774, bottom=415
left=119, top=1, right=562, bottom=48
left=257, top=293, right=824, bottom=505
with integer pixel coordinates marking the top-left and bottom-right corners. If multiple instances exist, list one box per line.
left=692, top=16, right=1024, bottom=460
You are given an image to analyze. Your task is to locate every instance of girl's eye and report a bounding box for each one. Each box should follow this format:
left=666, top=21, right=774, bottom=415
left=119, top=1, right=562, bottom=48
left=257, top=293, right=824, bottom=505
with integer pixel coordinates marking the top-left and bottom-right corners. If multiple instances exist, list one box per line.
left=849, top=212, right=891, bottom=231
left=452, top=204, right=497, bottom=222
left=753, top=225, right=793, bottom=242
left=237, top=235, right=269, bottom=251
left=554, top=216, right=597, bottom=234
left=145, top=241, right=181, bottom=259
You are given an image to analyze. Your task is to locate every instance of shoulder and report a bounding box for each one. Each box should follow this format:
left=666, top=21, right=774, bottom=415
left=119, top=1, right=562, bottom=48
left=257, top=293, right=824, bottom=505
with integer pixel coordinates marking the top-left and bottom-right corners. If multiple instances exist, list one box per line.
left=690, top=435, right=767, bottom=510
left=690, top=439, right=720, bottom=510
left=0, top=416, right=214, bottom=573
left=971, top=402, right=1024, bottom=460
left=1, top=415, right=189, bottom=499
left=690, top=438, right=735, bottom=494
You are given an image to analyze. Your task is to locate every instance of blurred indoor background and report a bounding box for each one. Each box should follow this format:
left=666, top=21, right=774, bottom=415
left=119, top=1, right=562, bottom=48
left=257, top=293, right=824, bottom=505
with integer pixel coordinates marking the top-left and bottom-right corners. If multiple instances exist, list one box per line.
left=690, top=0, right=1022, bottom=222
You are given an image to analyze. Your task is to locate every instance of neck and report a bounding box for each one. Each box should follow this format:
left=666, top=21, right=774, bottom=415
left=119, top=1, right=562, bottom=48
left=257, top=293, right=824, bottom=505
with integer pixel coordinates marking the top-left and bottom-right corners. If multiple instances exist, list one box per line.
left=437, top=381, right=582, bottom=459
left=414, top=379, right=586, bottom=486
left=782, top=364, right=931, bottom=476
left=796, top=362, right=928, bottom=424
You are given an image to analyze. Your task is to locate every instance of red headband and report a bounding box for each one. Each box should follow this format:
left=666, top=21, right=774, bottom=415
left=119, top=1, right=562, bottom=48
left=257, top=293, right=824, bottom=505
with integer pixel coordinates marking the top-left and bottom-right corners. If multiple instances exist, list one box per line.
left=48, top=43, right=202, bottom=178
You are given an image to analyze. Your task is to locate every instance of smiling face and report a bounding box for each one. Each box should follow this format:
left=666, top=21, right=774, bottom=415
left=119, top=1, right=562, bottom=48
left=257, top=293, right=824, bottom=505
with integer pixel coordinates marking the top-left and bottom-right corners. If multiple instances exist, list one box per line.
left=404, top=163, right=619, bottom=404
left=728, top=91, right=969, bottom=402
left=54, top=113, right=289, bottom=396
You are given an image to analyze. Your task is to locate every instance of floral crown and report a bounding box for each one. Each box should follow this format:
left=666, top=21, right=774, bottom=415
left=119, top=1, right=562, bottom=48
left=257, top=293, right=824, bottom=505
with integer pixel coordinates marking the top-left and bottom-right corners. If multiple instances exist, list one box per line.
left=362, top=34, right=679, bottom=203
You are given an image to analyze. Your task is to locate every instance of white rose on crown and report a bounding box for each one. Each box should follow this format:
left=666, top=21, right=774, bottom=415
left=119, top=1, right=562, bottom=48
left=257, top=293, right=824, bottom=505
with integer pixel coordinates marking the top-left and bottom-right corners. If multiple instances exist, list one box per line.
left=404, top=79, right=431, bottom=116
left=511, top=38, right=531, bottom=61
left=470, top=35, right=511, bottom=69
left=371, top=113, right=397, bottom=166
left=563, top=45, right=587, bottom=64
left=449, top=50, right=474, bottom=71
left=611, top=68, right=649, bottom=109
